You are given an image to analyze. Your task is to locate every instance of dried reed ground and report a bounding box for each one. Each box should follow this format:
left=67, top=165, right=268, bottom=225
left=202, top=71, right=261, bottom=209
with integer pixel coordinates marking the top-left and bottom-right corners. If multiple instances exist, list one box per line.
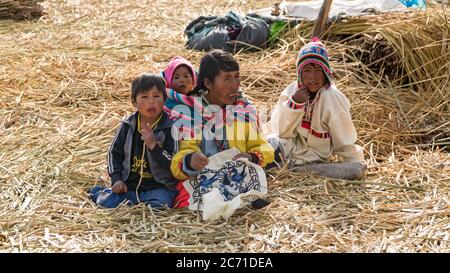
left=0, top=0, right=448, bottom=252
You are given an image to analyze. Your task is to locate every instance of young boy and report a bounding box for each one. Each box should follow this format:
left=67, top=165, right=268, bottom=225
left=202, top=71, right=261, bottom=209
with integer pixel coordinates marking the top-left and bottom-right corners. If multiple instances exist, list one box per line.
left=89, top=74, right=178, bottom=208
left=270, top=37, right=365, bottom=177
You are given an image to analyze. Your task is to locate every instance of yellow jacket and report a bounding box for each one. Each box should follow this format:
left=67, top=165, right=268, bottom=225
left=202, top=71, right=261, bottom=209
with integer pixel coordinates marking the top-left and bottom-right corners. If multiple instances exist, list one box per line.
left=171, top=119, right=275, bottom=181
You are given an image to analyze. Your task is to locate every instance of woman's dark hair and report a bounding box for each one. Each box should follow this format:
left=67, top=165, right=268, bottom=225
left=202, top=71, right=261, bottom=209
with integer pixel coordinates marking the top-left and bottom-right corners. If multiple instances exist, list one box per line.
left=131, top=73, right=167, bottom=103
left=192, top=49, right=239, bottom=94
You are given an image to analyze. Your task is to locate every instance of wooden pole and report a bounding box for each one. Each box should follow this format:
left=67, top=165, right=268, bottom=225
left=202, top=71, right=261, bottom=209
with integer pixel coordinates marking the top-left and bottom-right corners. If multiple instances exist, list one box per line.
left=312, top=0, right=333, bottom=38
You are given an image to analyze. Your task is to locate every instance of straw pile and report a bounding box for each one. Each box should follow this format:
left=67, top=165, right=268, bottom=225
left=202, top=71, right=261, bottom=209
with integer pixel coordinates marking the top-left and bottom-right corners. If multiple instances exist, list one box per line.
left=0, top=0, right=44, bottom=20
left=0, top=0, right=448, bottom=252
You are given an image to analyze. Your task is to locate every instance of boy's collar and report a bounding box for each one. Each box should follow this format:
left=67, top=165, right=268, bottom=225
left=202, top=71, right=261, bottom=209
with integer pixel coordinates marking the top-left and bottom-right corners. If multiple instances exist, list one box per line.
left=130, top=111, right=171, bottom=131
left=137, top=113, right=162, bottom=133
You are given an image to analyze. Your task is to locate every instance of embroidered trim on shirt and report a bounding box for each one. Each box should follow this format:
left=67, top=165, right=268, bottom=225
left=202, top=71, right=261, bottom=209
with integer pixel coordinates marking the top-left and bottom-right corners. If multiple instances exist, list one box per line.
left=286, top=96, right=306, bottom=110
left=252, top=151, right=264, bottom=166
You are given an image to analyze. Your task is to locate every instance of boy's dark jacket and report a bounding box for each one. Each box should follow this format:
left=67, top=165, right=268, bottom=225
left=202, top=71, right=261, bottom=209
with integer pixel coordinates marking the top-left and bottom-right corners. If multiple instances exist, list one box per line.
left=107, top=111, right=177, bottom=190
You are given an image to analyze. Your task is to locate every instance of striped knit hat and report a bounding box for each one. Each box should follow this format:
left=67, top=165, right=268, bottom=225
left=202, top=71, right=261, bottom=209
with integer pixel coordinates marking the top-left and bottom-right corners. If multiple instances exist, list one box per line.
left=296, top=37, right=332, bottom=86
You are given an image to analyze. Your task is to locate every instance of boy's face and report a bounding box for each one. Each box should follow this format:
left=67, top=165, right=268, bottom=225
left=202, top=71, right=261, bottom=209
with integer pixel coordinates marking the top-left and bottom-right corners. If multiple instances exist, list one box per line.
left=205, top=70, right=240, bottom=107
left=133, top=87, right=164, bottom=120
left=171, top=65, right=194, bottom=94
left=301, top=63, right=326, bottom=92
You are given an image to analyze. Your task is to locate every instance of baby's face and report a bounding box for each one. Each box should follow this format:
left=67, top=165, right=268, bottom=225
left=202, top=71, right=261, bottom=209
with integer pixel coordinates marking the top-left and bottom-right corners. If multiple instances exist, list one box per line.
left=301, top=63, right=326, bottom=92
left=171, top=65, right=194, bottom=94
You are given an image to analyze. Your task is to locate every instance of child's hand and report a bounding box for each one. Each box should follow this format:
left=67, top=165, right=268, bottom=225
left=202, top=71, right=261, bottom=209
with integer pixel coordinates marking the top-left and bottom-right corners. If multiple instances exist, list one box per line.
left=233, top=153, right=253, bottom=161
left=112, top=181, right=127, bottom=194
left=292, top=88, right=309, bottom=103
left=141, top=123, right=157, bottom=149
left=190, top=151, right=209, bottom=170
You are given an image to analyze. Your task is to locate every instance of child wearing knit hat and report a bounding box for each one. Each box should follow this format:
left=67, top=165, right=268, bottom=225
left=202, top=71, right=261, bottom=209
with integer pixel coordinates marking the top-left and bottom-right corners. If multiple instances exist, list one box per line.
left=269, top=37, right=366, bottom=179
left=162, top=56, right=197, bottom=95
left=161, top=56, right=198, bottom=119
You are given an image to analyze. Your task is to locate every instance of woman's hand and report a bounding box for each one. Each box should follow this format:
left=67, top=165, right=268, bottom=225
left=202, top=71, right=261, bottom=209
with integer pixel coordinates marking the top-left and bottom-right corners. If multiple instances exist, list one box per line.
left=233, top=153, right=253, bottom=161
left=190, top=151, right=210, bottom=170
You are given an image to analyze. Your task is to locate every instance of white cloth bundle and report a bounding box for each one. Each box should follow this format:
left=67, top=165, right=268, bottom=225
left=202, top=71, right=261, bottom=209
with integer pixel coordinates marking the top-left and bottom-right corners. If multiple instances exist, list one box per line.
left=180, top=148, right=268, bottom=221
left=251, top=0, right=414, bottom=20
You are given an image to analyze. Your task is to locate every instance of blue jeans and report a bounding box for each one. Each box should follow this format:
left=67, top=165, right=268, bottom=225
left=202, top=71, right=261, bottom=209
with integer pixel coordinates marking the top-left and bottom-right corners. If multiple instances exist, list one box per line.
left=89, top=186, right=178, bottom=209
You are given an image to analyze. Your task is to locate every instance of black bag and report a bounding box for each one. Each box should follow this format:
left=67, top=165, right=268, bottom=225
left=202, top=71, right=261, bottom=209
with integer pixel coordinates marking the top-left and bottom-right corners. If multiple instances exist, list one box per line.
left=184, top=11, right=269, bottom=53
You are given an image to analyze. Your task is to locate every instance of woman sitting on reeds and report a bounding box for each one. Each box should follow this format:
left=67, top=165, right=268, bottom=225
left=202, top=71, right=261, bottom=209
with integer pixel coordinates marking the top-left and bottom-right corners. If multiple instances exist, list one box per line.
left=269, top=37, right=366, bottom=180
left=170, top=49, right=275, bottom=209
